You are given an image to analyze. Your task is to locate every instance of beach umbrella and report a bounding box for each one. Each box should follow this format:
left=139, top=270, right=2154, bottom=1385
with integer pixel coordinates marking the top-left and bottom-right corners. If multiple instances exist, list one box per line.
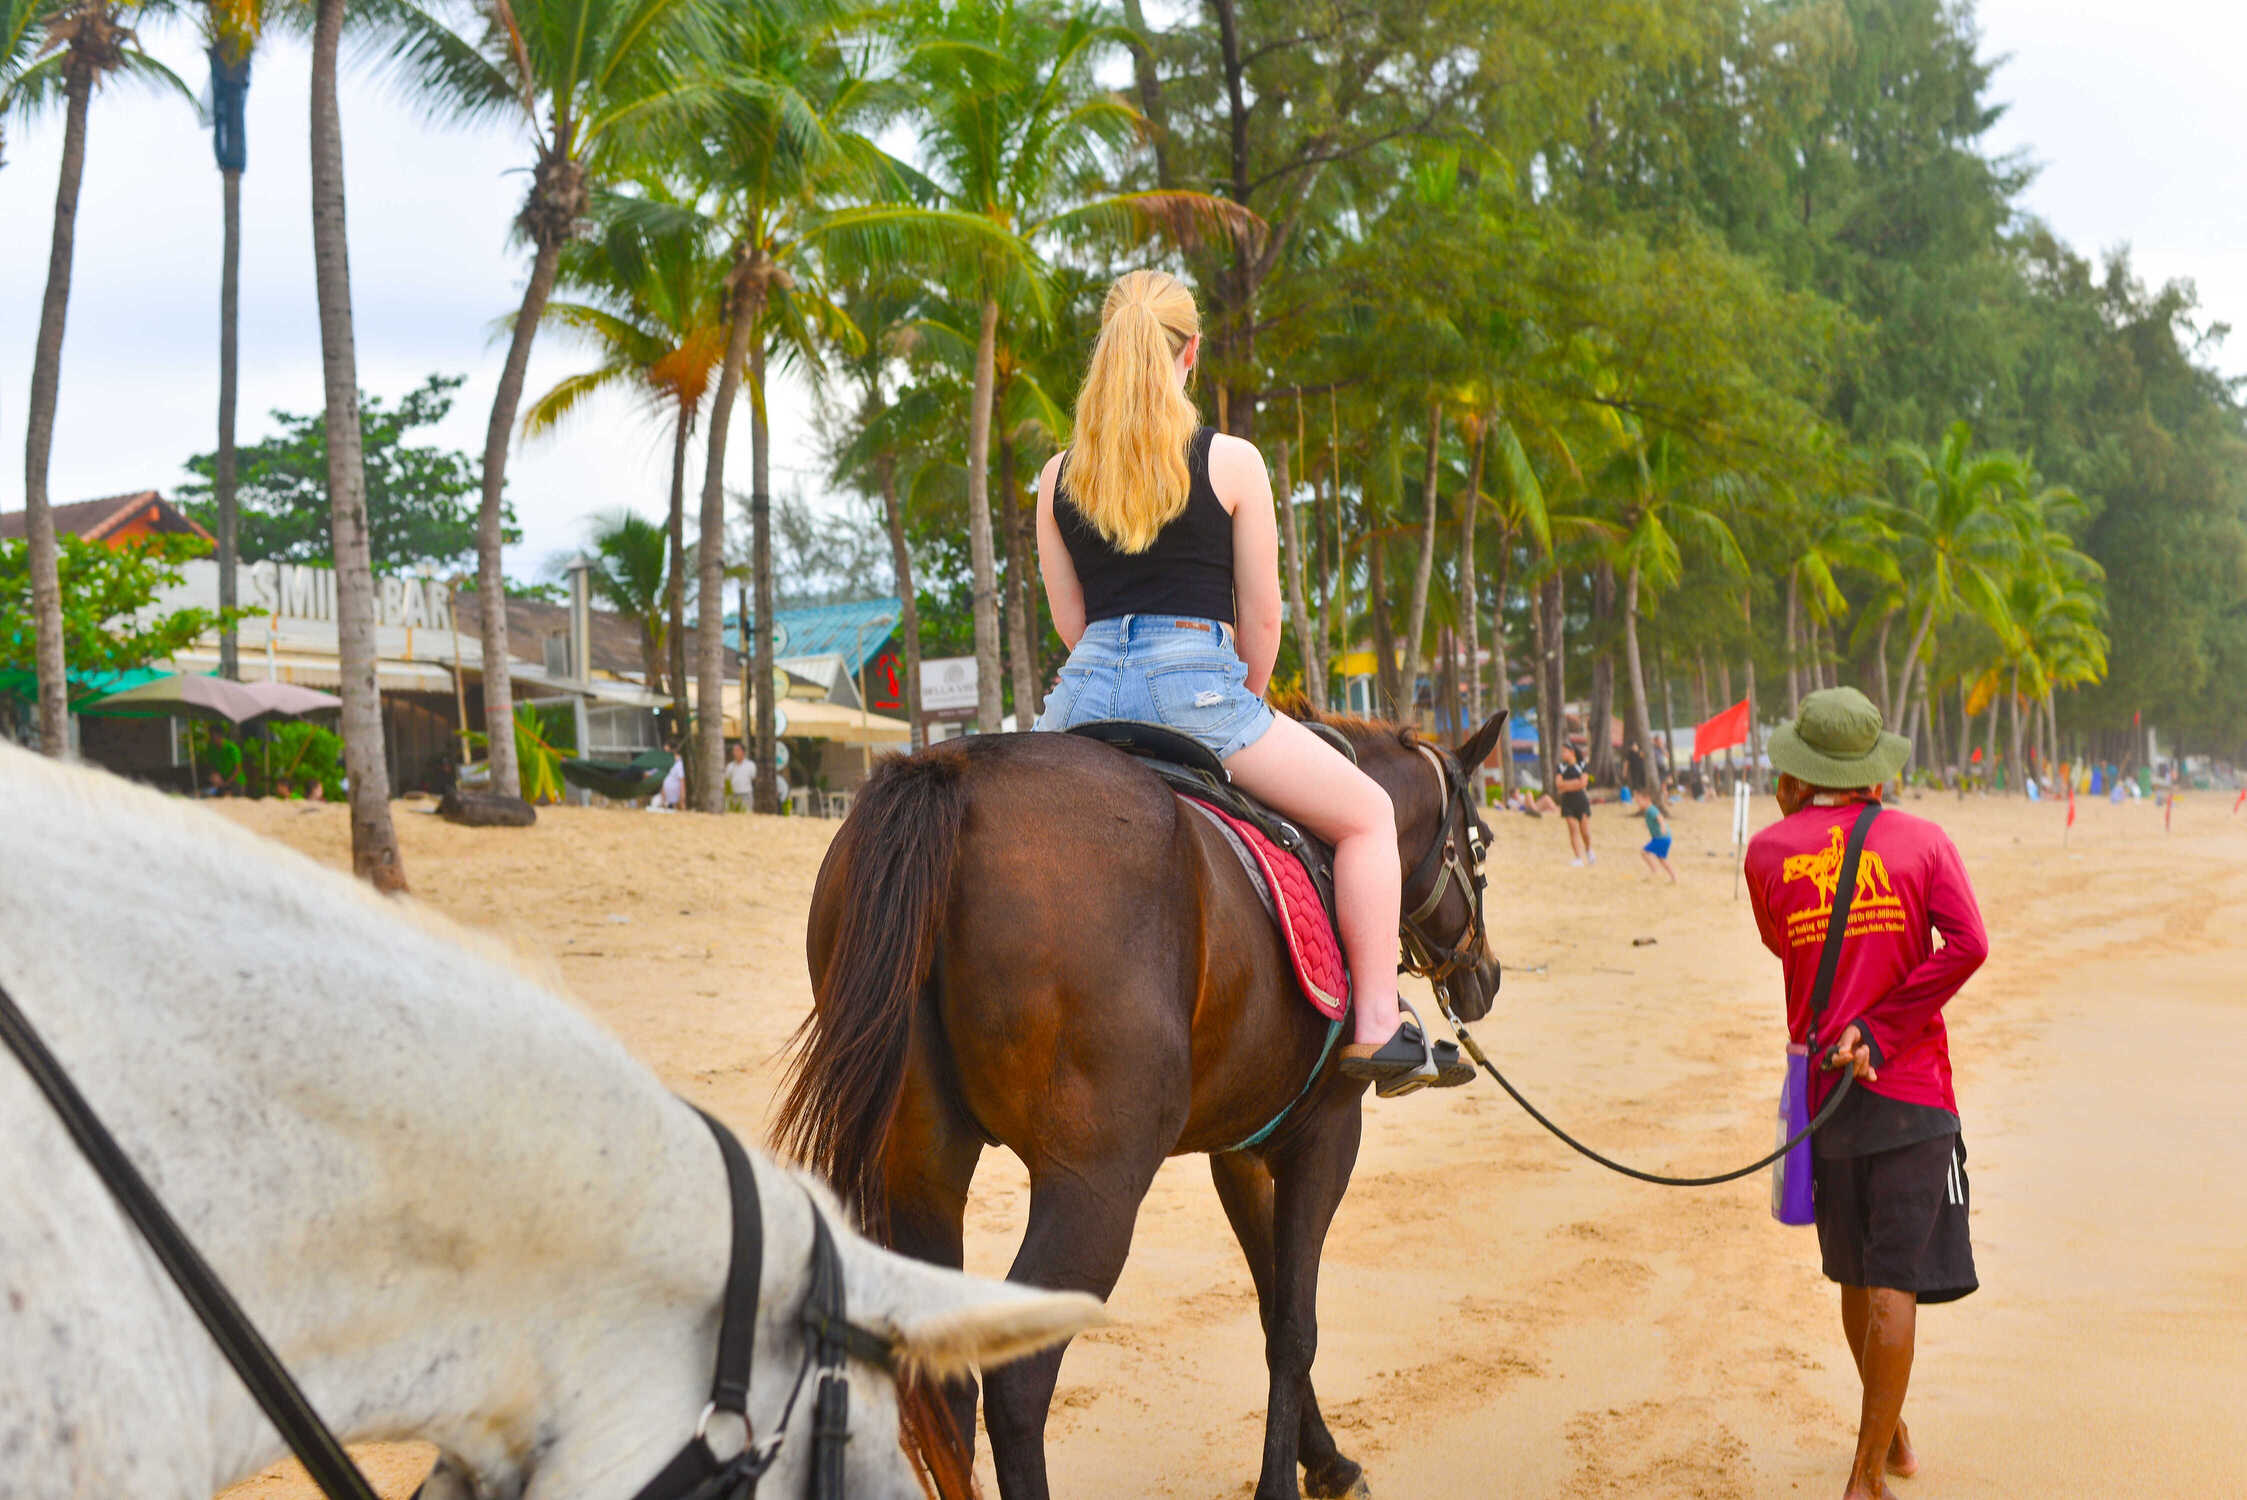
left=237, top=680, right=342, bottom=722
left=82, top=673, right=269, bottom=725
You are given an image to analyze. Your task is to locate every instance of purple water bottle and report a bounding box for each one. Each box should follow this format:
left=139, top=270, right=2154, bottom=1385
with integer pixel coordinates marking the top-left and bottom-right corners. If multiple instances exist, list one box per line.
left=1771, top=1043, right=1816, bottom=1225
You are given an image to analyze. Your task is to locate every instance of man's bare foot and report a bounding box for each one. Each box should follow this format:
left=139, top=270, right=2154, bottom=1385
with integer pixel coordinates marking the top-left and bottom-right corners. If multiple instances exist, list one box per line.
left=1886, top=1420, right=1918, bottom=1478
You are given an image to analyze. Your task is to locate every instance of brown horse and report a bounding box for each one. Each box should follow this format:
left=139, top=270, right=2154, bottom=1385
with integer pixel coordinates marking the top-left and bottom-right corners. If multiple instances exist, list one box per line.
left=774, top=707, right=1506, bottom=1500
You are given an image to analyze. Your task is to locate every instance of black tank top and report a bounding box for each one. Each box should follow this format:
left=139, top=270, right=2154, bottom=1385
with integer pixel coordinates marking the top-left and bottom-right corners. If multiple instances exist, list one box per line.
left=1054, top=426, right=1235, bottom=625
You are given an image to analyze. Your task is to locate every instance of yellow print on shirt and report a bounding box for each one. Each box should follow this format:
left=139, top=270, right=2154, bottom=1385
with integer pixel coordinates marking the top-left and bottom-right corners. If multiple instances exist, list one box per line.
left=1781, top=824, right=1907, bottom=948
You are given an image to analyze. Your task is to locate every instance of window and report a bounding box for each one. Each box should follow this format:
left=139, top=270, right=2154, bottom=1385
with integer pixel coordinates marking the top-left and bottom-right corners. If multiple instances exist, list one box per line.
left=543, top=633, right=570, bottom=678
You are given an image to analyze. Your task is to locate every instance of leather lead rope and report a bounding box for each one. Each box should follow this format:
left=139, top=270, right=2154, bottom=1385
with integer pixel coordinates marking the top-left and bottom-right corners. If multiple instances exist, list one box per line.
left=1440, top=801, right=1880, bottom=1187
left=0, top=977, right=382, bottom=1500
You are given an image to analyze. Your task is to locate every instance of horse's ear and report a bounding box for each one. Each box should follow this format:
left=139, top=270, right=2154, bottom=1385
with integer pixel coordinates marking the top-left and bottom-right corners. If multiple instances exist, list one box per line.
left=1455, top=710, right=1508, bottom=776
left=845, top=1237, right=1106, bottom=1379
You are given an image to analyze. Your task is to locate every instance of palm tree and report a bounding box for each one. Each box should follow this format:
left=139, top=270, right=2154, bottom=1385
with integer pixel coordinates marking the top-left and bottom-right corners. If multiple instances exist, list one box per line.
left=906, top=0, right=1258, bottom=731
left=2, top=0, right=66, bottom=173
left=311, top=0, right=406, bottom=889
left=388, top=0, right=695, bottom=798
left=580, top=508, right=673, bottom=691
left=18, top=0, right=187, bottom=755
left=522, top=190, right=727, bottom=727
left=203, top=0, right=261, bottom=680
left=1883, top=421, right=2034, bottom=726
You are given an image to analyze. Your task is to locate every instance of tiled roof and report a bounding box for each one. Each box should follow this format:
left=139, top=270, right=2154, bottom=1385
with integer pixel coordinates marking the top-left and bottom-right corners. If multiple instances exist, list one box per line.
left=725, top=598, right=903, bottom=675
left=0, top=491, right=211, bottom=544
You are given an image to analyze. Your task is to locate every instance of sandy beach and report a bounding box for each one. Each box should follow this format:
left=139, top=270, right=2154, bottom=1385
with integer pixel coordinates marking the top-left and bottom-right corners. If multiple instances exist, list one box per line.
left=215, top=783, right=2247, bottom=1499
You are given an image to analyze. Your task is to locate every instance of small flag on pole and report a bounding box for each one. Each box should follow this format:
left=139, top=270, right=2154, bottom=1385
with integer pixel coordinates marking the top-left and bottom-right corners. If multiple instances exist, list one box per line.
left=1695, top=698, right=1751, bottom=761
left=2065, top=778, right=2076, bottom=845
left=2234, top=786, right=2245, bottom=815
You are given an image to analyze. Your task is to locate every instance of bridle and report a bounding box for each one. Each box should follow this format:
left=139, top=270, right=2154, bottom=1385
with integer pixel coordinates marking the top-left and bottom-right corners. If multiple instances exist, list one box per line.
left=0, top=972, right=895, bottom=1500
left=625, top=1110, right=898, bottom=1500
left=1396, top=740, right=1491, bottom=987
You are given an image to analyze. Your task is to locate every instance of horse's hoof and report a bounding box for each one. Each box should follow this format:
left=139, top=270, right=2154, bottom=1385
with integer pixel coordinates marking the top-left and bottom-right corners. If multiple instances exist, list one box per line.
left=1304, top=1470, right=1371, bottom=1500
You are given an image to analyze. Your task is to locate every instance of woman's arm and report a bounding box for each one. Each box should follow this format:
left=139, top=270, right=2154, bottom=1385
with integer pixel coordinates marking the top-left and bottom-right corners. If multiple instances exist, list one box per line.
left=1210, top=434, right=1282, bottom=696
left=1035, top=453, right=1087, bottom=650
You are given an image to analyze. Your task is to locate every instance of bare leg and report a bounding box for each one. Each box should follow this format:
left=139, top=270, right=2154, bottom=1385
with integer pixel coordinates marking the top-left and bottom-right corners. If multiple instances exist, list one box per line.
left=1839, top=1284, right=1917, bottom=1498
left=1226, top=713, right=1401, bottom=1046
left=1841, top=1285, right=1918, bottom=1478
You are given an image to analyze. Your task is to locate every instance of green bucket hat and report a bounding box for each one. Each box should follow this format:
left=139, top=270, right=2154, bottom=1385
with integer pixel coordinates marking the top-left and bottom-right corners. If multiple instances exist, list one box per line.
left=1767, top=686, right=1911, bottom=788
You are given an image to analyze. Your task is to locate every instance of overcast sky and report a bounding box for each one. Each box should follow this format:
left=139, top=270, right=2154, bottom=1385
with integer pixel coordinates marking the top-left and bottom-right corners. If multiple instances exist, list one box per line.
left=2, top=2, right=2239, bottom=579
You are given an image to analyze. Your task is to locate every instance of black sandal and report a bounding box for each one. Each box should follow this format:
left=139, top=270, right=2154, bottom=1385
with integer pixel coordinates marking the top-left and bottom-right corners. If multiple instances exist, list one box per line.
left=1340, top=1003, right=1479, bottom=1096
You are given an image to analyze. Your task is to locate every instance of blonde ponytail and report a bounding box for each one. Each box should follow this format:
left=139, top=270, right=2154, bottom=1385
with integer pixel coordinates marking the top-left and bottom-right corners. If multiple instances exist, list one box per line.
left=1068, top=270, right=1203, bottom=553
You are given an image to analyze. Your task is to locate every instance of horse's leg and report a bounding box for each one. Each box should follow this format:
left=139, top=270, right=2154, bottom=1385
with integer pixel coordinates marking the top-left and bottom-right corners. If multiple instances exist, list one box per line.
left=983, top=1151, right=1163, bottom=1500
left=1210, top=1152, right=1367, bottom=1499
left=1249, top=1099, right=1366, bottom=1500
left=882, top=1054, right=987, bottom=1472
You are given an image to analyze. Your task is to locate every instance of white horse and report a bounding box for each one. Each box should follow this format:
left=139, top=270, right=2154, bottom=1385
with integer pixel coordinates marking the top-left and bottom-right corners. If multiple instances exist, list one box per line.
left=0, top=742, right=1098, bottom=1500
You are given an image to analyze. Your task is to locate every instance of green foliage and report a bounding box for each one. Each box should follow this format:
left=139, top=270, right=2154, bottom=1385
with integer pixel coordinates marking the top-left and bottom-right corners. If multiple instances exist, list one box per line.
left=0, top=533, right=248, bottom=683
left=467, top=705, right=569, bottom=804
left=178, top=374, right=517, bottom=573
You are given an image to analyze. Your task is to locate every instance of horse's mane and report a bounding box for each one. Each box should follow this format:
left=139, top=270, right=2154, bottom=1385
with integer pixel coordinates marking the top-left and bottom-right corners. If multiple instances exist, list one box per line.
left=1268, top=691, right=1421, bottom=753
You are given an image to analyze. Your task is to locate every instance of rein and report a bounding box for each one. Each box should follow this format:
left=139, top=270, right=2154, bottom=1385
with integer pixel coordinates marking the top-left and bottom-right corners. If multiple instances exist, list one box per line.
left=0, top=975, right=890, bottom=1500
left=1417, top=780, right=1872, bottom=1188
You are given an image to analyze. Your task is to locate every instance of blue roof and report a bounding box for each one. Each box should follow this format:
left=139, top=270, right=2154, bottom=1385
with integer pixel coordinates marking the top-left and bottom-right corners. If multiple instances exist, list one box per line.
left=725, top=598, right=903, bottom=675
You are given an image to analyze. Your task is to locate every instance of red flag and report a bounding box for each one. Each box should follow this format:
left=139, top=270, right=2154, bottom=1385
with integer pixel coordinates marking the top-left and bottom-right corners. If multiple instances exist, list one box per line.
left=2234, top=787, right=2245, bottom=815
left=2067, top=779, right=2077, bottom=829
left=1693, top=697, right=1750, bottom=761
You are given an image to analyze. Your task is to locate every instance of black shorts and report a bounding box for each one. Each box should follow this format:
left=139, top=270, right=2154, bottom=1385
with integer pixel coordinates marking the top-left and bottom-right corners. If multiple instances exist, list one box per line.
left=1559, top=790, right=1593, bottom=820
left=1814, top=1132, right=1977, bottom=1303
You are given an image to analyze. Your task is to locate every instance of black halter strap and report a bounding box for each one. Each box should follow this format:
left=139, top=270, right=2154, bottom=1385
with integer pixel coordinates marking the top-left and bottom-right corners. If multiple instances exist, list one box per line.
left=1397, top=743, right=1490, bottom=984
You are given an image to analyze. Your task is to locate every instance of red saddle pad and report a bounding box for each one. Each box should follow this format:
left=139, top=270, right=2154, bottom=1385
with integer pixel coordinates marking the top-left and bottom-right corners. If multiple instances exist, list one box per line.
left=1203, top=803, right=1351, bottom=1022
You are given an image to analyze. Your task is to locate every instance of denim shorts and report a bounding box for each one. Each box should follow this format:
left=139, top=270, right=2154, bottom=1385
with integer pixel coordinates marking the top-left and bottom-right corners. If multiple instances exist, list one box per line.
left=1032, top=614, right=1277, bottom=760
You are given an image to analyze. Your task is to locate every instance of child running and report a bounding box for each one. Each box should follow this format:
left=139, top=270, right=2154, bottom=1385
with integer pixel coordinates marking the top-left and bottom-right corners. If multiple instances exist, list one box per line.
left=1640, top=799, right=1676, bottom=882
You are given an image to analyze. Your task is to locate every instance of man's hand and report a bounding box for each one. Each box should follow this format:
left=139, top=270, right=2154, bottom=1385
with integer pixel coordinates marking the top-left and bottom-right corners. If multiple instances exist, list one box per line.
left=1824, top=1023, right=1878, bottom=1082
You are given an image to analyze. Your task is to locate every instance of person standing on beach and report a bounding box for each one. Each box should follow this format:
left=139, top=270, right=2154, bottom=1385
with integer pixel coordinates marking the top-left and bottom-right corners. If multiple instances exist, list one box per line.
left=1746, top=688, right=1987, bottom=1500
left=1556, top=750, right=1594, bottom=864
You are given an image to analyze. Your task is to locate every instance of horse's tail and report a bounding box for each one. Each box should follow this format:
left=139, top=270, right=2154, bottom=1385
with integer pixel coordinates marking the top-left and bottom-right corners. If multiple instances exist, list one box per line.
left=772, top=746, right=968, bottom=1241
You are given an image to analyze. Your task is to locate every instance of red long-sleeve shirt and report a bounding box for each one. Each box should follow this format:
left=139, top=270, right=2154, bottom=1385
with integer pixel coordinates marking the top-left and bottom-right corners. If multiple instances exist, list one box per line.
left=1745, top=801, right=1988, bottom=1114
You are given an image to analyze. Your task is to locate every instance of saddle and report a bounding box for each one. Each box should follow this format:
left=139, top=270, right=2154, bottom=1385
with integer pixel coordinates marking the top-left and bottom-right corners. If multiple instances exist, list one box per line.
left=1066, top=720, right=1351, bottom=1020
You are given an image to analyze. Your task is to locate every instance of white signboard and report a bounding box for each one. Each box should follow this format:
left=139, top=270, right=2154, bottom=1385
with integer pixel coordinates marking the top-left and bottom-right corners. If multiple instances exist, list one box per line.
left=921, top=656, right=979, bottom=714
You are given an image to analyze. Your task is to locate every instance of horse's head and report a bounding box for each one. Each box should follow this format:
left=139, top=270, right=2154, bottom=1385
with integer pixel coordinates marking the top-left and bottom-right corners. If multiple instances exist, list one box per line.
left=1310, top=704, right=1508, bottom=1024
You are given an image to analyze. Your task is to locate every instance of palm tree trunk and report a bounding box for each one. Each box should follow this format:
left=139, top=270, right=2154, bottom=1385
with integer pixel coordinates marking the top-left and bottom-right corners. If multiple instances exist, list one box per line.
left=216, top=164, right=243, bottom=680
left=965, top=296, right=1003, bottom=731
left=998, top=428, right=1038, bottom=722
left=693, top=341, right=744, bottom=815
left=1322, top=438, right=1344, bottom=709
left=1457, top=418, right=1485, bottom=730
left=1892, top=598, right=1936, bottom=725
left=475, top=238, right=564, bottom=802
left=1621, top=561, right=1660, bottom=806
left=1534, top=570, right=1562, bottom=789
left=1741, top=589, right=1762, bottom=792
left=1369, top=529, right=1398, bottom=715
left=878, top=451, right=923, bottom=751
left=1400, top=402, right=1443, bottom=722
left=1784, top=568, right=1801, bottom=715
left=1589, top=558, right=1617, bottom=785
left=695, top=267, right=765, bottom=806
left=748, top=341, right=777, bottom=813
left=2007, top=664, right=2024, bottom=791
left=1655, top=622, right=1677, bottom=781
left=664, top=399, right=690, bottom=760
left=1692, top=646, right=1710, bottom=724
left=1275, top=438, right=1319, bottom=708
left=1491, top=523, right=1516, bottom=796
left=310, top=0, right=404, bottom=891
left=1955, top=676, right=1972, bottom=789
left=21, top=48, right=96, bottom=757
